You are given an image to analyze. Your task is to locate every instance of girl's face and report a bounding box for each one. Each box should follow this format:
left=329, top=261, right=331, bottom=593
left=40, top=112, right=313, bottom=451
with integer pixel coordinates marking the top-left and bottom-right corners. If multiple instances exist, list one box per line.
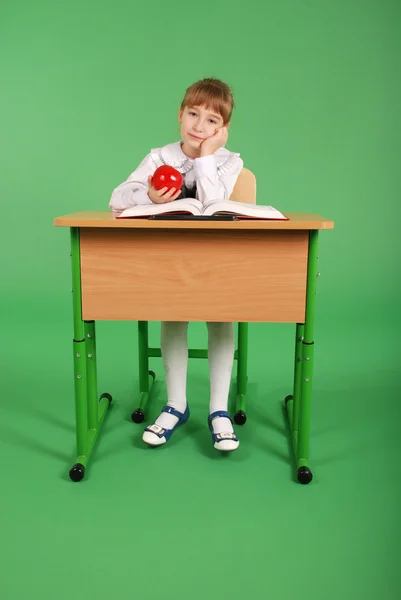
left=179, top=105, right=225, bottom=156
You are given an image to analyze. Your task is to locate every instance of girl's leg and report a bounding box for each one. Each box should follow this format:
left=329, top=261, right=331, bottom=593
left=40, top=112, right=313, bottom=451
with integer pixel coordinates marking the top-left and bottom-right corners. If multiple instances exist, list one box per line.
left=143, top=321, right=189, bottom=444
left=207, top=322, right=238, bottom=449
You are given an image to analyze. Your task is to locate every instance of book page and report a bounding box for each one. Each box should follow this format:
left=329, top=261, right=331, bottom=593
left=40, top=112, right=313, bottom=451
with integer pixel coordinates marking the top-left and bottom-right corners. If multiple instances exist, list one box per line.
left=202, top=199, right=287, bottom=220
left=118, top=197, right=203, bottom=218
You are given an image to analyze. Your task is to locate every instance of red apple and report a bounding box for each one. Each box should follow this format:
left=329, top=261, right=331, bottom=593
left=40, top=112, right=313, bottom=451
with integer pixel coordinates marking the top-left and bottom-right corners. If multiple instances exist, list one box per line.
left=152, top=165, right=183, bottom=192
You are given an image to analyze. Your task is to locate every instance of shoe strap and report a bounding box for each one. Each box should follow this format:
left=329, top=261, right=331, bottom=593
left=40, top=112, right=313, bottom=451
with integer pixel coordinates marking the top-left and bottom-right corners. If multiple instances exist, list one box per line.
left=208, top=410, right=233, bottom=426
left=162, top=405, right=187, bottom=420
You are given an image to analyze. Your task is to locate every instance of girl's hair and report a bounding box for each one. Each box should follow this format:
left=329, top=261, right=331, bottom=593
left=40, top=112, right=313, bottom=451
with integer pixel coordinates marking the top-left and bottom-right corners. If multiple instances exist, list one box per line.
left=180, top=78, right=234, bottom=124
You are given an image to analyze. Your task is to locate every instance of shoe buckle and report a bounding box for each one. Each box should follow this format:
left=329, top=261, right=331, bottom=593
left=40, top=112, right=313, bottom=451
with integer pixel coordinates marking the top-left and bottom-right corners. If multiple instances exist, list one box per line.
left=148, top=424, right=164, bottom=435
left=216, top=432, right=235, bottom=440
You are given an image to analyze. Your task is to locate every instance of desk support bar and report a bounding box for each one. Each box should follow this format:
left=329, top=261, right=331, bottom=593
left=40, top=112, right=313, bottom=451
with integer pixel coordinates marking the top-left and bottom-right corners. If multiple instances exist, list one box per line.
left=291, top=322, right=305, bottom=450
left=68, top=227, right=112, bottom=482
left=84, top=320, right=99, bottom=431
left=71, top=227, right=84, bottom=341
left=286, top=230, right=319, bottom=484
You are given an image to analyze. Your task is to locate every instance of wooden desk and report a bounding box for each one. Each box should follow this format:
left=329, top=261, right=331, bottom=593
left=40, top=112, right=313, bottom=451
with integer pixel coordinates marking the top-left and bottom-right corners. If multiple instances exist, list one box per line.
left=54, top=211, right=334, bottom=483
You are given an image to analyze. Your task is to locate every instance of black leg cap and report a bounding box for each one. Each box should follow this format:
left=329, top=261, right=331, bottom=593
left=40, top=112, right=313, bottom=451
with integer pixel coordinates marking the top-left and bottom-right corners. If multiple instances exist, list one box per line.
left=100, top=392, right=112, bottom=405
left=69, top=463, right=85, bottom=482
left=234, top=411, right=247, bottom=425
left=297, top=467, right=313, bottom=485
left=132, top=409, right=145, bottom=423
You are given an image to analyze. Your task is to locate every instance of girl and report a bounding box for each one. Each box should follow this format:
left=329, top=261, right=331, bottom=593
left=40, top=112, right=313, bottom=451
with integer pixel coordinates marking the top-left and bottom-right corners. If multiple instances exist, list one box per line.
left=109, top=78, right=243, bottom=452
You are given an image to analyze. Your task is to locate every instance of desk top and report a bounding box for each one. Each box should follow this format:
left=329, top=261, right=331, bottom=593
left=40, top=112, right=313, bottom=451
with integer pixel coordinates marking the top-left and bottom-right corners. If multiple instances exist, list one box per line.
left=54, top=211, right=334, bottom=230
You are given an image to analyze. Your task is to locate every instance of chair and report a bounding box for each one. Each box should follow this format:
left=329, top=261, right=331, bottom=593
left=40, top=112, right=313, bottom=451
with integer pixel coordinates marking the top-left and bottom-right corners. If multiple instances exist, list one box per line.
left=131, top=168, right=257, bottom=426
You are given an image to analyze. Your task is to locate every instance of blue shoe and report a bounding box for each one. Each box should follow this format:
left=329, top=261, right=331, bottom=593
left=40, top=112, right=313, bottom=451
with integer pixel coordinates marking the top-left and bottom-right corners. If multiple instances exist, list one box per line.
left=142, top=405, right=190, bottom=447
left=208, top=410, right=239, bottom=452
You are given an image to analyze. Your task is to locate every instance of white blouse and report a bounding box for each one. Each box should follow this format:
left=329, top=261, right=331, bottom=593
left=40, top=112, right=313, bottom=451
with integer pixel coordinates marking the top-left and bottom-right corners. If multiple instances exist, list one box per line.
left=109, top=141, right=243, bottom=212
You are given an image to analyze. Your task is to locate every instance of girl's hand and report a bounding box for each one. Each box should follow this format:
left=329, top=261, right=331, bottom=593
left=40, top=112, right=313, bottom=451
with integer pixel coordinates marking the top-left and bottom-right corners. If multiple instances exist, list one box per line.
left=200, top=126, right=229, bottom=157
left=147, top=176, right=182, bottom=204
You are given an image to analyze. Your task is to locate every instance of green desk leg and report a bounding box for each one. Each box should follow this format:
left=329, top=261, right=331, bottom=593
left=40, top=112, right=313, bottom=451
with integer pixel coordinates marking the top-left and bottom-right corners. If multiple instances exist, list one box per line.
left=69, top=227, right=112, bottom=482
left=285, top=230, right=319, bottom=484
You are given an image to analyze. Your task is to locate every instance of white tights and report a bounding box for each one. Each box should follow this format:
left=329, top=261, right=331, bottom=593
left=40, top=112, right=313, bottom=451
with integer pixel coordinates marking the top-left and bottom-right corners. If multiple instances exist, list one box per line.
left=155, top=321, right=235, bottom=434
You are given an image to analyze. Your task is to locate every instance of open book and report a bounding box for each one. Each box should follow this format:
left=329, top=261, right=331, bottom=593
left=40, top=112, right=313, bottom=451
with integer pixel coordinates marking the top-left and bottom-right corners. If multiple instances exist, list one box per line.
left=115, top=198, right=288, bottom=220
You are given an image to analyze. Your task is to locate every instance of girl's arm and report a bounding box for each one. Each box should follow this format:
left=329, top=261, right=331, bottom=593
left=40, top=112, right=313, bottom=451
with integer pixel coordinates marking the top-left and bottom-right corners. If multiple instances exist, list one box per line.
left=109, top=153, right=156, bottom=212
left=194, top=154, right=243, bottom=205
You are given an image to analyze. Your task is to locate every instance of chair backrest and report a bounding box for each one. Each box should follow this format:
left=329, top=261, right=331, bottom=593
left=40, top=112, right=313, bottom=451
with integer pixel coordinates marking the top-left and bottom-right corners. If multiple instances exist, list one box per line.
left=229, top=168, right=257, bottom=204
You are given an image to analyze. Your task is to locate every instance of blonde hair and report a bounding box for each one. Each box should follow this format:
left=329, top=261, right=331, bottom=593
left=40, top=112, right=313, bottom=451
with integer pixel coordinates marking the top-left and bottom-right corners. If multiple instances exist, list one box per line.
left=180, top=78, right=234, bottom=124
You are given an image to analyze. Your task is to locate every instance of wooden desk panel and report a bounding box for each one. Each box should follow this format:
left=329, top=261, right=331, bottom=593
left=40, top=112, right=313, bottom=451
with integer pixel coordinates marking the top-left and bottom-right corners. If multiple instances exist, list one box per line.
left=80, top=228, right=309, bottom=323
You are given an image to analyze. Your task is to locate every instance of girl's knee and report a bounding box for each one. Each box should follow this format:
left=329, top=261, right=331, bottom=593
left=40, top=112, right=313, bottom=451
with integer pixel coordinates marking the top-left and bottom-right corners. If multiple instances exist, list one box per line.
left=161, top=321, right=189, bottom=335
left=206, top=322, right=234, bottom=336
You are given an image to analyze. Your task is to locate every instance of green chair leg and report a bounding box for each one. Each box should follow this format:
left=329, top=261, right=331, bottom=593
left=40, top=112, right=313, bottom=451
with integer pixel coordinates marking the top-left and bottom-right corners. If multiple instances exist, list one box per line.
left=132, top=321, right=156, bottom=423
left=234, top=322, right=248, bottom=425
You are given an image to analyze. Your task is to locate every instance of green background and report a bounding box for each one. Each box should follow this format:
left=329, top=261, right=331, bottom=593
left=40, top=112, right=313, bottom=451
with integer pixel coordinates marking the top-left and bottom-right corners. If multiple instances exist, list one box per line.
left=1, top=1, right=400, bottom=599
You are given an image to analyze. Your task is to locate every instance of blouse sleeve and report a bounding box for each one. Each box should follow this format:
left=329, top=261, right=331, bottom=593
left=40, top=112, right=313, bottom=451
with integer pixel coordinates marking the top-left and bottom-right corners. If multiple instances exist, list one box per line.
left=193, top=153, right=243, bottom=205
left=108, top=153, right=156, bottom=212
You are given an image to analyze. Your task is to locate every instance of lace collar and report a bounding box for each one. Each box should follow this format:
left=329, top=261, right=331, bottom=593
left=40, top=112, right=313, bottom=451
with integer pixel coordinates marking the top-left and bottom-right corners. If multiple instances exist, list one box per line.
left=153, top=142, right=240, bottom=175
